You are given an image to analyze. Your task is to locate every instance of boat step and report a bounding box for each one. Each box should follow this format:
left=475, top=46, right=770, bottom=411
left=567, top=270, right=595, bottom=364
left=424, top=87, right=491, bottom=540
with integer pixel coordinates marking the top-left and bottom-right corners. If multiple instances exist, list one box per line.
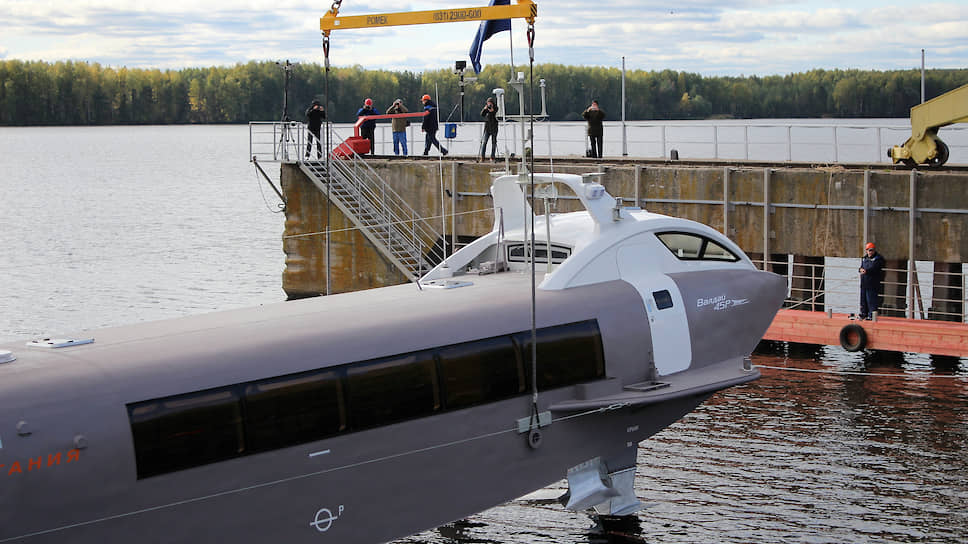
left=623, top=381, right=670, bottom=392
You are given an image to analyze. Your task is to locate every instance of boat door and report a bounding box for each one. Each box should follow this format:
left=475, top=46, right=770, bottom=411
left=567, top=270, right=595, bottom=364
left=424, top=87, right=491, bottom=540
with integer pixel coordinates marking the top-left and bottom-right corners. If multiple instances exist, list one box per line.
left=617, top=245, right=692, bottom=375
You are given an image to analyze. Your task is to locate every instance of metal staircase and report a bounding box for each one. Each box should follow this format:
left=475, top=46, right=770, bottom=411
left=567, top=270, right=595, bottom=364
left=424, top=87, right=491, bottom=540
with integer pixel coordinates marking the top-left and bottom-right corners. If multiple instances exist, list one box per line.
left=298, top=146, right=446, bottom=281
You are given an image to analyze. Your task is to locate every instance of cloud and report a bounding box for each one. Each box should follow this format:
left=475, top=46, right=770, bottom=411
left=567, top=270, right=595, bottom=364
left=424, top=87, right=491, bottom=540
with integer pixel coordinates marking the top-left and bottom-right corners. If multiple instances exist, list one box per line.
left=0, top=1, right=966, bottom=75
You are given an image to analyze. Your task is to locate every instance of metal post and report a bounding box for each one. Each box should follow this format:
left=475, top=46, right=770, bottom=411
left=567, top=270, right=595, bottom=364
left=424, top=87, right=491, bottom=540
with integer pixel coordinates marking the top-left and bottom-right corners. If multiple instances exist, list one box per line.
left=634, top=165, right=641, bottom=210
left=621, top=56, right=628, bottom=156
left=660, top=127, right=667, bottom=159
left=908, top=169, right=917, bottom=317
left=713, top=126, right=719, bottom=160
left=863, top=170, right=870, bottom=246
left=723, top=167, right=730, bottom=236
left=921, top=49, right=926, bottom=104
left=786, top=126, right=792, bottom=161
left=744, top=125, right=750, bottom=160
left=763, top=168, right=771, bottom=270
left=833, top=126, right=839, bottom=163
left=451, top=161, right=458, bottom=252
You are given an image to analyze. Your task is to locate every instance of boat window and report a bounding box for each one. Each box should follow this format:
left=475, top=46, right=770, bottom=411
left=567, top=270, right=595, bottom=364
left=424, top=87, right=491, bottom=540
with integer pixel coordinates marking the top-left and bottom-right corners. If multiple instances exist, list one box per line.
left=244, top=369, right=345, bottom=453
left=126, top=320, right=605, bottom=479
left=513, top=320, right=606, bottom=391
left=507, top=243, right=571, bottom=264
left=438, top=335, right=523, bottom=410
left=656, top=232, right=740, bottom=262
left=346, top=351, right=440, bottom=430
left=128, top=387, right=245, bottom=479
left=702, top=240, right=738, bottom=261
left=653, top=290, right=674, bottom=310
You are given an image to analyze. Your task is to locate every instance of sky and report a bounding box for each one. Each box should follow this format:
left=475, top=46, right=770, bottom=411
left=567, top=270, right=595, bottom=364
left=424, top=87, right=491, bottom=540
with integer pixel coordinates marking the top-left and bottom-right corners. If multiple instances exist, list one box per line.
left=0, top=0, right=966, bottom=76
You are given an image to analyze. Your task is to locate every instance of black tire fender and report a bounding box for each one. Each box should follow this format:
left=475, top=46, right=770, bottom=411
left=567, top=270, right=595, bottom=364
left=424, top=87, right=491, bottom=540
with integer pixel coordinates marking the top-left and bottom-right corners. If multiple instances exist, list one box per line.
left=839, top=324, right=868, bottom=352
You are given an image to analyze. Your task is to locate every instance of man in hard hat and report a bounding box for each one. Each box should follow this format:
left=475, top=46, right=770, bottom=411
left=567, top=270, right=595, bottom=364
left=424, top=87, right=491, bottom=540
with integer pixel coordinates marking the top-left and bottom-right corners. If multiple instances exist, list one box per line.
left=420, top=94, right=448, bottom=156
left=356, top=98, right=380, bottom=155
left=858, top=242, right=885, bottom=320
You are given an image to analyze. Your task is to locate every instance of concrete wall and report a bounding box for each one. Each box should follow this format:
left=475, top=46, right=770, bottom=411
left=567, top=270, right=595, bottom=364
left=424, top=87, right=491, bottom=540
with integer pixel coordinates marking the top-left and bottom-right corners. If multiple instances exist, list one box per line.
left=281, top=159, right=968, bottom=300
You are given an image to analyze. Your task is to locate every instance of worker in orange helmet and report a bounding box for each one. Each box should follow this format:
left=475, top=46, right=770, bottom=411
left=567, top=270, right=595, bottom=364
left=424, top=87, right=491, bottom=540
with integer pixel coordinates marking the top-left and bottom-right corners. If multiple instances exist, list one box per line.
left=858, top=242, right=885, bottom=321
left=420, top=94, right=448, bottom=156
left=356, top=98, right=380, bottom=155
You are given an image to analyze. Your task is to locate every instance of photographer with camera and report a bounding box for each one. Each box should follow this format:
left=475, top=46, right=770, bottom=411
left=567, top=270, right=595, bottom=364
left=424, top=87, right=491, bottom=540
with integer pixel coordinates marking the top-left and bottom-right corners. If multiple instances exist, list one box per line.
left=480, top=97, right=499, bottom=162
left=304, top=99, right=326, bottom=159
left=386, top=98, right=409, bottom=156
left=582, top=100, right=606, bottom=158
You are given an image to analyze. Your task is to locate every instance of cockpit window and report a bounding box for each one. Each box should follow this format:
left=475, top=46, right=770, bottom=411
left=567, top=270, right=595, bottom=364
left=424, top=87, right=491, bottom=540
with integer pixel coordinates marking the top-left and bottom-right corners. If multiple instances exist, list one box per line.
left=656, top=232, right=740, bottom=262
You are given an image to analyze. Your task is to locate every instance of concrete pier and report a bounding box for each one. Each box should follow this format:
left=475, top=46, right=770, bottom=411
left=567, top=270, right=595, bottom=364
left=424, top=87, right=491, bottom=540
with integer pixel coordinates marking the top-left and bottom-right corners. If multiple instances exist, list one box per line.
left=281, top=158, right=968, bottom=323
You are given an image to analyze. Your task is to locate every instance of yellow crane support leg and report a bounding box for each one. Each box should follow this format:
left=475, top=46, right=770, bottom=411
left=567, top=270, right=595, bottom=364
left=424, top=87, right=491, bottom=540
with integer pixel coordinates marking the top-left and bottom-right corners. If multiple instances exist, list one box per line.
left=889, top=83, right=968, bottom=167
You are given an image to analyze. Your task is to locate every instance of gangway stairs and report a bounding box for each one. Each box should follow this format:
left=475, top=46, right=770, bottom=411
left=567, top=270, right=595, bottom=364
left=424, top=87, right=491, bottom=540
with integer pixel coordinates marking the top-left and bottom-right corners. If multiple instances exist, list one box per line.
left=298, top=153, right=446, bottom=282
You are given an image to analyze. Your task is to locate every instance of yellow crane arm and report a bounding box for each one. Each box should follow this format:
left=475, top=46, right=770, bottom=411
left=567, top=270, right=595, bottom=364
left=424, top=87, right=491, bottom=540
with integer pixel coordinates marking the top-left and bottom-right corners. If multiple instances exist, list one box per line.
left=320, top=0, right=536, bottom=34
left=910, top=83, right=968, bottom=141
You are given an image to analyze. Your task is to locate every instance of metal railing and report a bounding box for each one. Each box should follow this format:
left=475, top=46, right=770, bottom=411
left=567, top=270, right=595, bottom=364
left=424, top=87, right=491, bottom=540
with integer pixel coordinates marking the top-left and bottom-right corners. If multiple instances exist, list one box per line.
left=297, top=131, right=447, bottom=280
left=756, top=257, right=966, bottom=322
left=252, top=120, right=968, bottom=164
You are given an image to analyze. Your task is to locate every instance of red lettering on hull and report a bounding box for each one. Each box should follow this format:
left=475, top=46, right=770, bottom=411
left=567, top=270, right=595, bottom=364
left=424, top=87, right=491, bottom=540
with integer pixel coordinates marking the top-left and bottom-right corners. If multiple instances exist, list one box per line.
left=5, top=449, right=82, bottom=477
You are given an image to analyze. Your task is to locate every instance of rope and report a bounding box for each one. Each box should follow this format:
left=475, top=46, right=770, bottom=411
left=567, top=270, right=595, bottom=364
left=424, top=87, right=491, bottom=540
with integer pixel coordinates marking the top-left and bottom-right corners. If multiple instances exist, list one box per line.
left=756, top=364, right=967, bottom=379
left=252, top=166, right=285, bottom=214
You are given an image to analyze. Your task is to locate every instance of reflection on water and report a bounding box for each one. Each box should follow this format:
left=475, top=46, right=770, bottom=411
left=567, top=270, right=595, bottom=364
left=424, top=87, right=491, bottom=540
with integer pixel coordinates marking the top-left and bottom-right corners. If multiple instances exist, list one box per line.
left=396, top=343, right=968, bottom=544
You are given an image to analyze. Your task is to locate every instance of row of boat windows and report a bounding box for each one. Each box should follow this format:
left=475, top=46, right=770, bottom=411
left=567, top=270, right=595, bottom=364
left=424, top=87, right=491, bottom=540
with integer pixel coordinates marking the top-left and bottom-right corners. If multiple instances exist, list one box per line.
left=127, top=320, right=606, bottom=479
left=505, top=232, right=738, bottom=266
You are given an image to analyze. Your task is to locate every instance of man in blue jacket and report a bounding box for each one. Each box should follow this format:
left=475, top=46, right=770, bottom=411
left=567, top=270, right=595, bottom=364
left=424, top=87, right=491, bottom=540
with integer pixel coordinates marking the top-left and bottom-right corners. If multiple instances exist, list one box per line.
left=859, top=242, right=885, bottom=320
left=420, top=94, right=448, bottom=156
left=356, top=98, right=380, bottom=155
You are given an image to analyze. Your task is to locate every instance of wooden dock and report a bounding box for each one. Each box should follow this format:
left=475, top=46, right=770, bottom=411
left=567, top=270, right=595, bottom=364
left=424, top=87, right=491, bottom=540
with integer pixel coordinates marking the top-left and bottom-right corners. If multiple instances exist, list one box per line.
left=763, top=309, right=968, bottom=357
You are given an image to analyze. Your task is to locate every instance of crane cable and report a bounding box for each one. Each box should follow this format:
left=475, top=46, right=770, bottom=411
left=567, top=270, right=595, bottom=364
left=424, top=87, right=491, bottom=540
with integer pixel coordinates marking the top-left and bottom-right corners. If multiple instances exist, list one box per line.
left=526, top=20, right=542, bottom=444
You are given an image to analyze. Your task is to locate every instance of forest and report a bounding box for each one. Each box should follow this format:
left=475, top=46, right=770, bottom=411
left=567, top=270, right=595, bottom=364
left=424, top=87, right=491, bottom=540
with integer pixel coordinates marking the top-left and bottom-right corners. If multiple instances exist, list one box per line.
left=1, top=59, right=966, bottom=125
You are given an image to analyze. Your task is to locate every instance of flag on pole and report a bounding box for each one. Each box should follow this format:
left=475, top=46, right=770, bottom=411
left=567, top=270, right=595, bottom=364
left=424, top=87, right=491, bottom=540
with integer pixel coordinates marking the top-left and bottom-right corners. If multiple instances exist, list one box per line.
left=468, top=0, right=511, bottom=74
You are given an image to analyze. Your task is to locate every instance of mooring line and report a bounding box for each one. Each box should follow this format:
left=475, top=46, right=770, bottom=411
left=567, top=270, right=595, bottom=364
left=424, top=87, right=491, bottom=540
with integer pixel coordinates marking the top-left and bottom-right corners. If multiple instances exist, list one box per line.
left=756, top=364, right=967, bottom=379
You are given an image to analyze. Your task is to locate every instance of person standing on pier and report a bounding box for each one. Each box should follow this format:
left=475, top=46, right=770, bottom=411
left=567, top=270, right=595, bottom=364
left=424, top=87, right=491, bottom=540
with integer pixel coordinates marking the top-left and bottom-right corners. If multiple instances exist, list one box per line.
left=583, top=100, right=605, bottom=158
left=305, top=99, right=326, bottom=159
left=356, top=98, right=380, bottom=155
left=480, top=97, right=499, bottom=162
left=386, top=98, right=409, bottom=156
left=859, top=242, right=885, bottom=320
left=420, top=94, right=448, bottom=156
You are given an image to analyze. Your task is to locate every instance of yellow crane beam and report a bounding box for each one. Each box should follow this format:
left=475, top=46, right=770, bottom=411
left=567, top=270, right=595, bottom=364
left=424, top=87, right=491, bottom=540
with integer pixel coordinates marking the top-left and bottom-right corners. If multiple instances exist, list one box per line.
left=320, top=0, right=536, bottom=33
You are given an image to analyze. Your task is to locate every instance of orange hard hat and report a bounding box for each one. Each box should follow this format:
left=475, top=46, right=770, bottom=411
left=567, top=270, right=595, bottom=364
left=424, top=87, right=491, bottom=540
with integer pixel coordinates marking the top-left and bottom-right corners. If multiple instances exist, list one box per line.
left=865, top=242, right=875, bottom=250
left=364, top=98, right=373, bottom=106
left=421, top=94, right=431, bottom=101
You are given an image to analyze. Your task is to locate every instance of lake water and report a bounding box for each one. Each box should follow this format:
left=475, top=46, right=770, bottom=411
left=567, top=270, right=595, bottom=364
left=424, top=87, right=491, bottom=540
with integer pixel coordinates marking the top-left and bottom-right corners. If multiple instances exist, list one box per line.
left=2, top=125, right=966, bottom=543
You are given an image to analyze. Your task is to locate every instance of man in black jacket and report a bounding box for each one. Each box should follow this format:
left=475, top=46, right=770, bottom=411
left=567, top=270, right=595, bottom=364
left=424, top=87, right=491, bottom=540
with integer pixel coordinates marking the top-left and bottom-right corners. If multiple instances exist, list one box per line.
left=420, top=94, right=448, bottom=156
left=356, top=98, right=380, bottom=155
left=582, top=100, right=605, bottom=158
left=305, top=99, right=326, bottom=159
left=480, top=97, right=499, bottom=161
left=859, top=242, right=885, bottom=320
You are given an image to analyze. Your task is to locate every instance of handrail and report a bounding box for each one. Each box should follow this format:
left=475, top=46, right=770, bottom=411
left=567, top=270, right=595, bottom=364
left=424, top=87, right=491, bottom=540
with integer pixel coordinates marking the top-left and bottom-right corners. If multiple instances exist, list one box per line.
left=299, top=129, right=447, bottom=279
left=755, top=258, right=965, bottom=322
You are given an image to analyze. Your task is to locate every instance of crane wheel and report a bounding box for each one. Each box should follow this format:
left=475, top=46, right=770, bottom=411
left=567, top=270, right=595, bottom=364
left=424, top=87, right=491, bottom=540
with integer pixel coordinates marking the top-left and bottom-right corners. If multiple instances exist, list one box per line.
left=839, top=324, right=867, bottom=352
left=929, top=140, right=950, bottom=167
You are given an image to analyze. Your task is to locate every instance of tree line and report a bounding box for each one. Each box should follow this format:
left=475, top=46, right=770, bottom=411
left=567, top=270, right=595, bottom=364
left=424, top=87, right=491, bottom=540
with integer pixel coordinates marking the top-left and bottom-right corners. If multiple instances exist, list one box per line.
left=1, top=59, right=966, bottom=126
